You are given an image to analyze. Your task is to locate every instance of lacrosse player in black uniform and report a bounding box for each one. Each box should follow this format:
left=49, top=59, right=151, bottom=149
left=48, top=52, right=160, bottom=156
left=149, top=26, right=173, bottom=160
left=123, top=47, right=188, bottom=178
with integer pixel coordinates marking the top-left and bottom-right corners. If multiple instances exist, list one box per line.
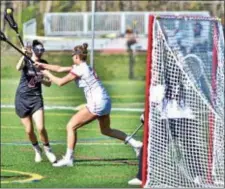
left=15, top=40, right=56, bottom=163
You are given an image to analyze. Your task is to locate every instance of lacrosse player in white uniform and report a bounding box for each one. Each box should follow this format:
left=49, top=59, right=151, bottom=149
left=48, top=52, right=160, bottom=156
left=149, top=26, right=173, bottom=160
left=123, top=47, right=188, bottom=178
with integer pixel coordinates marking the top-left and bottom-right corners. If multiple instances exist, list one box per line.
left=35, top=43, right=143, bottom=167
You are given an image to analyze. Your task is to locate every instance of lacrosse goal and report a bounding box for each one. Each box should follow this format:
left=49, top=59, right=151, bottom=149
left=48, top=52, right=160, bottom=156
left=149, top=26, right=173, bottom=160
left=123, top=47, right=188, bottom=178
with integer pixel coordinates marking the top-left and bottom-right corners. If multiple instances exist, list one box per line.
left=142, top=15, right=224, bottom=188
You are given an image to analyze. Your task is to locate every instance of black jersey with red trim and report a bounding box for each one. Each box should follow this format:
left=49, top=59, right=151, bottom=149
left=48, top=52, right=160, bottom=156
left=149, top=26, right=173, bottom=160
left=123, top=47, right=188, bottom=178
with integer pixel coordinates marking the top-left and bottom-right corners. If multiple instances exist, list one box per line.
left=16, top=57, right=48, bottom=96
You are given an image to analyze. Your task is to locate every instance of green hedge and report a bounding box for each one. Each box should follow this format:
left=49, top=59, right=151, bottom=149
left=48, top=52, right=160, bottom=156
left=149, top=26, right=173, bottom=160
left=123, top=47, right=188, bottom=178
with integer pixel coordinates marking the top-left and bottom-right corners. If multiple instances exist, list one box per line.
left=1, top=52, right=146, bottom=81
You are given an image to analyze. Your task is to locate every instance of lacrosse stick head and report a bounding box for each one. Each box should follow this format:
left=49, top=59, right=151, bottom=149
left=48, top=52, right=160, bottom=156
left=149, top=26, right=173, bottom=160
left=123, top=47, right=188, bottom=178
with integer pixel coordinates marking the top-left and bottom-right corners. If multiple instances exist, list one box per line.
left=4, top=8, right=18, bottom=32
left=5, top=8, right=13, bottom=15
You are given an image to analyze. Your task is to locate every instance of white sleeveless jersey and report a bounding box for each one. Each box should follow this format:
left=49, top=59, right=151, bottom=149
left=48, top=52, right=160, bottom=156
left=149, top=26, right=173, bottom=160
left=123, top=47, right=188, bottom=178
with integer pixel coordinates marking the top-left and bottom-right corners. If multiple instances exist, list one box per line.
left=70, top=62, right=110, bottom=105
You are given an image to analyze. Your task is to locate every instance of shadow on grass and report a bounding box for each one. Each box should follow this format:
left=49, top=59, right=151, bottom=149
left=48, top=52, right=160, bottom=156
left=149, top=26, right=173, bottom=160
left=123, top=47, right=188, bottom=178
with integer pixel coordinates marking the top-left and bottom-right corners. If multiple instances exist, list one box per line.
left=74, top=158, right=138, bottom=166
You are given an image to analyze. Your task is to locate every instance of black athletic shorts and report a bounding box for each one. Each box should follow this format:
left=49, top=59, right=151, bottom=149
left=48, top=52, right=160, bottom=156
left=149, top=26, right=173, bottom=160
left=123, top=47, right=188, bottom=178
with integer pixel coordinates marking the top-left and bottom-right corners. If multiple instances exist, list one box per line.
left=15, top=94, right=44, bottom=118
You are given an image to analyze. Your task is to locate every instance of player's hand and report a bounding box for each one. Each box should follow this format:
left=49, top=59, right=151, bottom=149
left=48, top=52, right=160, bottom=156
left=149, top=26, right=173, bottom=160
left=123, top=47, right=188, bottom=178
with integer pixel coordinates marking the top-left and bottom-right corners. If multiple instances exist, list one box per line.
left=41, top=76, right=52, bottom=87
left=21, top=47, right=27, bottom=53
left=34, top=62, right=45, bottom=69
left=42, top=76, right=51, bottom=82
left=41, top=69, right=51, bottom=77
left=22, top=47, right=32, bottom=57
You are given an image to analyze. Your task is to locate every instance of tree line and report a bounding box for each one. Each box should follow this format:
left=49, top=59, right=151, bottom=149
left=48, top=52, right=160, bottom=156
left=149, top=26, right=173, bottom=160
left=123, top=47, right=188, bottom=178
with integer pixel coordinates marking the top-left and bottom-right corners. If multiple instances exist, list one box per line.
left=1, top=1, right=224, bottom=33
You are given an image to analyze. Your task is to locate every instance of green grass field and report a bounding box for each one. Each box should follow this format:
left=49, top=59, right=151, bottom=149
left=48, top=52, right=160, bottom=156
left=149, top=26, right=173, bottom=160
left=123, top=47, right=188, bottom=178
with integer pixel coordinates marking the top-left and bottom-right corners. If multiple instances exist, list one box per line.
left=1, top=50, right=146, bottom=188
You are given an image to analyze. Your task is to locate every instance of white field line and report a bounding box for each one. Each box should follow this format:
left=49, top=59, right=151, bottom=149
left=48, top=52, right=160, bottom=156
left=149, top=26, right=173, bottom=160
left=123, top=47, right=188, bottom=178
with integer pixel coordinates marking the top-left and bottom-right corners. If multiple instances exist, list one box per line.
left=1, top=125, right=139, bottom=132
left=1, top=104, right=144, bottom=112
left=1, top=142, right=124, bottom=146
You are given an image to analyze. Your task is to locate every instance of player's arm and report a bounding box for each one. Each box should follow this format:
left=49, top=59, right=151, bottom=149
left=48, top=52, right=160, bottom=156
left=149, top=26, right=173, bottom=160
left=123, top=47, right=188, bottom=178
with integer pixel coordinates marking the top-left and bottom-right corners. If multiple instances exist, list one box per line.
left=41, top=70, right=76, bottom=87
left=16, top=47, right=32, bottom=71
left=41, top=76, right=52, bottom=87
left=35, top=62, right=72, bottom=73
left=16, top=56, right=25, bottom=71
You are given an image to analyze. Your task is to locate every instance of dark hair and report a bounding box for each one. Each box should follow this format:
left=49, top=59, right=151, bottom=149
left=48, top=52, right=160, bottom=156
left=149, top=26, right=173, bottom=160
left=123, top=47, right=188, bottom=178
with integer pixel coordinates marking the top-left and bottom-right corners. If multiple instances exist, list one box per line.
left=125, top=28, right=133, bottom=34
left=32, top=40, right=43, bottom=48
left=73, top=43, right=88, bottom=61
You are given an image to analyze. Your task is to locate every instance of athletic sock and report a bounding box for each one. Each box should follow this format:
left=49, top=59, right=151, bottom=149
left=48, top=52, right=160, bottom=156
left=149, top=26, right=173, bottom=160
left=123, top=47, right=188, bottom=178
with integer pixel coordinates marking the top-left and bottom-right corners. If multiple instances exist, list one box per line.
left=65, top=148, right=74, bottom=160
left=32, top=142, right=41, bottom=153
left=43, top=143, right=52, bottom=152
left=125, top=136, right=141, bottom=148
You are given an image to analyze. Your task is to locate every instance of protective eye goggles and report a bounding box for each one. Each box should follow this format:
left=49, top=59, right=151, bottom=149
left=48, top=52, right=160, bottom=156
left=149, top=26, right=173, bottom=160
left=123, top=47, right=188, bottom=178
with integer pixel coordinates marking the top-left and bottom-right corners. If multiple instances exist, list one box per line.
left=33, top=45, right=45, bottom=54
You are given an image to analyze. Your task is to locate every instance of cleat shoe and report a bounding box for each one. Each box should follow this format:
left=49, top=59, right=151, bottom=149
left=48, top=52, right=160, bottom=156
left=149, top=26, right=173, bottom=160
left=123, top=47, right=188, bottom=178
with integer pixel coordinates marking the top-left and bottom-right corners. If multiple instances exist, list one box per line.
left=35, top=150, right=42, bottom=163
left=52, top=157, right=73, bottom=167
left=45, top=150, right=57, bottom=163
left=128, top=178, right=142, bottom=186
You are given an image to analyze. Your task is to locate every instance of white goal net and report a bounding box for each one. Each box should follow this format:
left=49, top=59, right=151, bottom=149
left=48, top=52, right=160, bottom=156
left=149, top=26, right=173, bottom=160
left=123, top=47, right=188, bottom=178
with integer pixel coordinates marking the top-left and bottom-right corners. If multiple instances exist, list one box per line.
left=143, top=15, right=224, bottom=188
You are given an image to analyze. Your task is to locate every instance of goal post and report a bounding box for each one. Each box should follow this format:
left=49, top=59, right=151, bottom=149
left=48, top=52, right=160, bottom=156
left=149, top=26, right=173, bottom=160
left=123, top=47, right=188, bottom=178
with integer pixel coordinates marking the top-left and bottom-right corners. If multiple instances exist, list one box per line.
left=142, top=15, right=224, bottom=188
left=142, top=15, right=155, bottom=187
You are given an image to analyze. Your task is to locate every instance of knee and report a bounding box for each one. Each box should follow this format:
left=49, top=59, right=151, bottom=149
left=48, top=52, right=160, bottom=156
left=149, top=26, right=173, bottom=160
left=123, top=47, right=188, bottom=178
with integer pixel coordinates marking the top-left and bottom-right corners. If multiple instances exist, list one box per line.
left=25, top=129, right=33, bottom=135
left=37, top=127, right=46, bottom=134
left=66, top=122, right=80, bottom=132
left=25, top=127, right=34, bottom=135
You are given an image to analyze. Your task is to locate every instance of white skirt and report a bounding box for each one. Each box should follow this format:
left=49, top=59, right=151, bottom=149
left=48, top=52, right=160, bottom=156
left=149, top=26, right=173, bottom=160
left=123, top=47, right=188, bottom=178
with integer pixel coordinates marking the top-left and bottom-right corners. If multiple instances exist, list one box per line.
left=86, top=98, right=111, bottom=116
